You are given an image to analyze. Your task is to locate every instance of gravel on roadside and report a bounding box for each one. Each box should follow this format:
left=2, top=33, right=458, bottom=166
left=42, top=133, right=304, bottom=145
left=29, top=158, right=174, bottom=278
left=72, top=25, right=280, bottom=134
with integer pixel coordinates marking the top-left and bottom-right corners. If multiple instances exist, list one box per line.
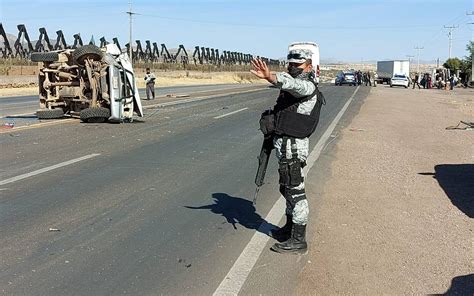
left=296, top=86, right=473, bottom=295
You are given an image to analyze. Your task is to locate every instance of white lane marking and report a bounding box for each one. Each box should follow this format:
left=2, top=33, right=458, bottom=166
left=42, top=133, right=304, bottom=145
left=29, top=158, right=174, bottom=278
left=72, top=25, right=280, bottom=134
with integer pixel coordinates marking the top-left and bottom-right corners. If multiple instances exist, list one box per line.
left=0, top=118, right=76, bottom=134
left=0, top=101, right=36, bottom=106
left=0, top=153, right=101, bottom=186
left=213, top=85, right=361, bottom=296
left=1, top=112, right=36, bottom=118
left=214, top=107, right=249, bottom=119
left=144, top=88, right=266, bottom=109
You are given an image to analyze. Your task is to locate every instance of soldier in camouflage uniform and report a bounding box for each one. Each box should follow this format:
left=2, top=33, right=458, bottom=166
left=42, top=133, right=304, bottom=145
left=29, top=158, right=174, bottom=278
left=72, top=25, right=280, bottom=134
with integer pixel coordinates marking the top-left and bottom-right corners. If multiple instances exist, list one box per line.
left=251, top=49, right=320, bottom=254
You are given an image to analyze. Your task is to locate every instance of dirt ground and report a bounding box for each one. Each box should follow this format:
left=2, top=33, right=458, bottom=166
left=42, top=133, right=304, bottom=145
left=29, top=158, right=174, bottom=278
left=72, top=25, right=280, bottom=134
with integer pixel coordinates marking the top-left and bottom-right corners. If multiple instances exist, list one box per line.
left=296, top=85, right=473, bottom=294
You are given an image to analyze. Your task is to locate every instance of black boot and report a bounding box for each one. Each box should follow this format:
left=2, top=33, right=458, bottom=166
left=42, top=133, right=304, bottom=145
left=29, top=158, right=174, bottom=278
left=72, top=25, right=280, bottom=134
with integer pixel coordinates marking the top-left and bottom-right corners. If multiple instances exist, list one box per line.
left=270, top=215, right=293, bottom=242
left=271, top=224, right=307, bottom=254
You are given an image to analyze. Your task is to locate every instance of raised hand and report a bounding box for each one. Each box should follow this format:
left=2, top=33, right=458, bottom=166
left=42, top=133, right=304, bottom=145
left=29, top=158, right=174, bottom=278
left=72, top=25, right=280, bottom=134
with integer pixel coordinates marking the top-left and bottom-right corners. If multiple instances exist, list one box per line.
left=250, top=58, right=271, bottom=80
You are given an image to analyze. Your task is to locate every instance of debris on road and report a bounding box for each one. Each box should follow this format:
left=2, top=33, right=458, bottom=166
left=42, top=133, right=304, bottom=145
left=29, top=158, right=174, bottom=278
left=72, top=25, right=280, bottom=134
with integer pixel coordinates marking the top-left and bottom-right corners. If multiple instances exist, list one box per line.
left=445, top=121, right=474, bottom=130
left=48, top=227, right=61, bottom=232
left=166, top=94, right=190, bottom=98
left=1, top=122, right=15, bottom=129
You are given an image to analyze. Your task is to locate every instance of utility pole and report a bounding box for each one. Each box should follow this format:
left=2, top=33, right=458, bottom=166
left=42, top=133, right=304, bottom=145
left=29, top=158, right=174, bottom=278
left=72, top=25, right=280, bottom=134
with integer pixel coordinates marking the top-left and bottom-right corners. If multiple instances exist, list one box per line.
left=414, top=46, right=424, bottom=73
left=444, top=25, right=459, bottom=59
left=126, top=1, right=138, bottom=63
left=406, top=55, right=414, bottom=75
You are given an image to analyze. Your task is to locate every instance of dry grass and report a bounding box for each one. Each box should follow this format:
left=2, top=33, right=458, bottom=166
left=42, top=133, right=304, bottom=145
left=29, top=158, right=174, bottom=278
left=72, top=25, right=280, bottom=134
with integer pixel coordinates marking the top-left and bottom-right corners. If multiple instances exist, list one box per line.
left=0, top=71, right=265, bottom=97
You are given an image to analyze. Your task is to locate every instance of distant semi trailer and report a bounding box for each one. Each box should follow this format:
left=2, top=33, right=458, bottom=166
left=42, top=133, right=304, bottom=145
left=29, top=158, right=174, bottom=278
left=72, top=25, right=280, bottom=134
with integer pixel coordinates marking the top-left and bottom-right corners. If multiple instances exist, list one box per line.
left=376, top=60, right=410, bottom=85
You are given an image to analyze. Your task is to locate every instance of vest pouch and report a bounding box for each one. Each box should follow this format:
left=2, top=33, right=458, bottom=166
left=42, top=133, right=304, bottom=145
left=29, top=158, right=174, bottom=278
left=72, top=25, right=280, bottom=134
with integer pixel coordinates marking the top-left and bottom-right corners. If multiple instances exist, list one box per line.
left=259, top=110, right=275, bottom=135
left=288, top=159, right=303, bottom=186
left=278, top=159, right=290, bottom=185
left=275, top=97, right=323, bottom=138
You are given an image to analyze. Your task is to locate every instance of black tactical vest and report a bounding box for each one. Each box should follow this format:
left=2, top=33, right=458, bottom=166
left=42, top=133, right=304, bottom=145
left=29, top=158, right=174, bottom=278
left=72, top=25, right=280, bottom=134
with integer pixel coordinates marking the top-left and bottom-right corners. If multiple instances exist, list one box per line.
left=273, top=81, right=325, bottom=138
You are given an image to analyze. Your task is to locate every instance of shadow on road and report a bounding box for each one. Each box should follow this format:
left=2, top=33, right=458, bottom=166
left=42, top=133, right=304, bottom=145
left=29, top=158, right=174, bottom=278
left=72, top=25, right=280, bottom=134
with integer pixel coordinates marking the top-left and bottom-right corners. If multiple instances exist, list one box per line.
left=431, top=273, right=474, bottom=295
left=185, top=193, right=277, bottom=236
left=431, top=164, right=473, bottom=218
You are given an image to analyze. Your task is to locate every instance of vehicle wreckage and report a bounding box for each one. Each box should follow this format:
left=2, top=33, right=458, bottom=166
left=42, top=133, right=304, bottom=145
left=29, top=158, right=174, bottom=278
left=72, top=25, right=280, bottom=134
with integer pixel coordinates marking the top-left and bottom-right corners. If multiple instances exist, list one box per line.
left=31, top=44, right=143, bottom=123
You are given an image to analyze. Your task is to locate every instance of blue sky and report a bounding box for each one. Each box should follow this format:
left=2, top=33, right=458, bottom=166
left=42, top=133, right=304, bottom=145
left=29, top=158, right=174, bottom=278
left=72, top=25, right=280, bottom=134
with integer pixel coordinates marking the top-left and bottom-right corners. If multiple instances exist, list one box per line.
left=1, top=0, right=472, bottom=62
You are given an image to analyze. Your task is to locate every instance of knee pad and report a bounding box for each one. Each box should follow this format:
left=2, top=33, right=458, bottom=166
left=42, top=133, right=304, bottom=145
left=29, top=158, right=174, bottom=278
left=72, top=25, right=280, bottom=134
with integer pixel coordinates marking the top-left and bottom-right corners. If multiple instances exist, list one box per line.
left=280, top=187, right=307, bottom=208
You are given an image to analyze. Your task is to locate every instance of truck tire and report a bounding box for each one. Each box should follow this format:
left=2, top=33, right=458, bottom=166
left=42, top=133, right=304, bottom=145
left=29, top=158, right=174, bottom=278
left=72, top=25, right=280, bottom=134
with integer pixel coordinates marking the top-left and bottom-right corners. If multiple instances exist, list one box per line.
left=31, top=52, right=59, bottom=62
left=72, top=45, right=103, bottom=65
left=80, top=107, right=110, bottom=123
left=36, top=108, right=64, bottom=119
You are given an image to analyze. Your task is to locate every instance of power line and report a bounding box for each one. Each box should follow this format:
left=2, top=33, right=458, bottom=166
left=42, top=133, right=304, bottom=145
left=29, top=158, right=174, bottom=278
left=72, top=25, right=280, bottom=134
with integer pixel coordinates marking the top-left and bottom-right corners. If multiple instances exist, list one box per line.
left=418, top=13, right=466, bottom=48
left=406, top=55, right=414, bottom=73
left=138, top=13, right=445, bottom=30
left=414, top=46, right=424, bottom=73
left=125, top=1, right=140, bottom=62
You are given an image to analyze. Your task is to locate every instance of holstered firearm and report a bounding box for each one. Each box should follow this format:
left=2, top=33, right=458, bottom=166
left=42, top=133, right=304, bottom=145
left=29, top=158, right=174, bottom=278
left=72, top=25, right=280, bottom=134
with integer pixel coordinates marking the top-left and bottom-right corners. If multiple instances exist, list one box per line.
left=253, top=135, right=274, bottom=204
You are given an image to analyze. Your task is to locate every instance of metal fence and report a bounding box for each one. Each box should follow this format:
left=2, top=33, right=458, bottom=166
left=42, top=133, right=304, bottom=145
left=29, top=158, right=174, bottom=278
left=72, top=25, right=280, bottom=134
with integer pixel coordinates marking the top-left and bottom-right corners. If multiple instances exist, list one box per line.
left=0, top=23, right=283, bottom=66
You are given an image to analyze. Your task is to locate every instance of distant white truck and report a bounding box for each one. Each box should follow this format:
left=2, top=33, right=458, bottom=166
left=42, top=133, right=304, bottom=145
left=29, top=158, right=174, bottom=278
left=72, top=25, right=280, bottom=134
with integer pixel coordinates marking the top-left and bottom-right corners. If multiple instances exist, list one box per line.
left=376, top=60, right=410, bottom=85
left=288, top=42, right=320, bottom=84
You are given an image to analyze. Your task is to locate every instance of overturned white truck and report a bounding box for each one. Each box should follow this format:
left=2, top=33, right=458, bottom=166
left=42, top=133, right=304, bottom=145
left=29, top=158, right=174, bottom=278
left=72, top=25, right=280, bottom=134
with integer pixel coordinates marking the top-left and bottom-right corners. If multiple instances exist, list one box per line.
left=31, top=44, right=143, bottom=123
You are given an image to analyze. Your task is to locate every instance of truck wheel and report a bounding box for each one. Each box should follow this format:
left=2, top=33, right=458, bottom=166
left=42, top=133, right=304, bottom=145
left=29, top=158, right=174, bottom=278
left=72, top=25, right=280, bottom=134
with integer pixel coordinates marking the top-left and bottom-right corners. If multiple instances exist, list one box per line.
left=31, top=52, right=59, bottom=62
left=80, top=107, right=110, bottom=123
left=72, top=45, right=103, bottom=65
left=36, top=108, right=64, bottom=119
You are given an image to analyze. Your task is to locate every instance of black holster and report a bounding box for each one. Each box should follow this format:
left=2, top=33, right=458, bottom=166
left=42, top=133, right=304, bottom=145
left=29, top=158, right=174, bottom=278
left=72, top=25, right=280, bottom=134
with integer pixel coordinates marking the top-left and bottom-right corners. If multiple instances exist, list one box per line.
left=278, top=137, right=303, bottom=186
left=279, top=158, right=303, bottom=186
left=259, top=109, right=275, bottom=136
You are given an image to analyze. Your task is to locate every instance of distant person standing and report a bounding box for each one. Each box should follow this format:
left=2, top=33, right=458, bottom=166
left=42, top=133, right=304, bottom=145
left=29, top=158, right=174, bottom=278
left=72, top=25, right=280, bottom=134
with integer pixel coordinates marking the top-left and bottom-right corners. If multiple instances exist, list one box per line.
left=412, top=73, right=421, bottom=89
left=365, top=71, right=372, bottom=86
left=357, top=71, right=362, bottom=85
left=144, top=68, right=156, bottom=100
left=449, top=75, right=455, bottom=90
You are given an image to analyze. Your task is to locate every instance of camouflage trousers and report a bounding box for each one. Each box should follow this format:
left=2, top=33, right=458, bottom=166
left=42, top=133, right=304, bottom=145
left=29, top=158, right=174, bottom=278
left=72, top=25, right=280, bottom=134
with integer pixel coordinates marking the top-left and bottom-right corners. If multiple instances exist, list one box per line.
left=274, top=136, right=309, bottom=225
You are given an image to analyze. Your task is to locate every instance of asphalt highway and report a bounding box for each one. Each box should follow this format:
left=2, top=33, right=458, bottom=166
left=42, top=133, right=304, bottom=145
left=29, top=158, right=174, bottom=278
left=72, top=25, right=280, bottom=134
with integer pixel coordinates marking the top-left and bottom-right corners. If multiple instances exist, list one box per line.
left=0, top=83, right=369, bottom=295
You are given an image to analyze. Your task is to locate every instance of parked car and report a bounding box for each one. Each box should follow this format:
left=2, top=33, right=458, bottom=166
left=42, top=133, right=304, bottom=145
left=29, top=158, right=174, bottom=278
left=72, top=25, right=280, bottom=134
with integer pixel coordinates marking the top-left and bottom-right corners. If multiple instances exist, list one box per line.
left=335, top=71, right=356, bottom=86
left=390, top=74, right=410, bottom=88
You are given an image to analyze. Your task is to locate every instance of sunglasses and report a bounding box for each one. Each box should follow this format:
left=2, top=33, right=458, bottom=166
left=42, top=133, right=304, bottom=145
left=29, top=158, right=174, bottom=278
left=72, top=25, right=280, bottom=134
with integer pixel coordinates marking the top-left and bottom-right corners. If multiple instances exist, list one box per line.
left=287, top=53, right=306, bottom=60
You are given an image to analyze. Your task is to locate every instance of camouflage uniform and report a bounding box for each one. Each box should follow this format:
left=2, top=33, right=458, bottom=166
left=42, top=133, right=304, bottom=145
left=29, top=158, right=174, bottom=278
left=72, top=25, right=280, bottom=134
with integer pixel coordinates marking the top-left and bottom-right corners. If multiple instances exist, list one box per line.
left=268, top=48, right=319, bottom=254
left=272, top=71, right=316, bottom=225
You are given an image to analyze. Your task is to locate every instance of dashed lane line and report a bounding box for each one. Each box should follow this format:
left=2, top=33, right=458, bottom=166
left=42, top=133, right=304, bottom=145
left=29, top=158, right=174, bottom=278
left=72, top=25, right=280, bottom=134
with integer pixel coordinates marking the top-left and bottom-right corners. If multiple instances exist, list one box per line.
left=0, top=87, right=269, bottom=133
left=0, top=153, right=101, bottom=186
left=144, top=88, right=268, bottom=109
left=214, top=108, right=249, bottom=119
left=0, top=118, right=76, bottom=134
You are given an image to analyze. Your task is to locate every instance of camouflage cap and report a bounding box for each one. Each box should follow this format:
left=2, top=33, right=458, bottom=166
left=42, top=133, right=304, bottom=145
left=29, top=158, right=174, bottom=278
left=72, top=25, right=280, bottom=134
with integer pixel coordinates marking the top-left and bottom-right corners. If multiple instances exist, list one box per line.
left=287, top=49, right=312, bottom=63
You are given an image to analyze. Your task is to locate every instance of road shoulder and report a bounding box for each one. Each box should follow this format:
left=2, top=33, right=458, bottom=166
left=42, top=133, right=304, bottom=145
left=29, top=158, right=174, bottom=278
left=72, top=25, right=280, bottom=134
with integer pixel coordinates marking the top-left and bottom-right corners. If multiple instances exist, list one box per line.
left=296, top=86, right=473, bottom=294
